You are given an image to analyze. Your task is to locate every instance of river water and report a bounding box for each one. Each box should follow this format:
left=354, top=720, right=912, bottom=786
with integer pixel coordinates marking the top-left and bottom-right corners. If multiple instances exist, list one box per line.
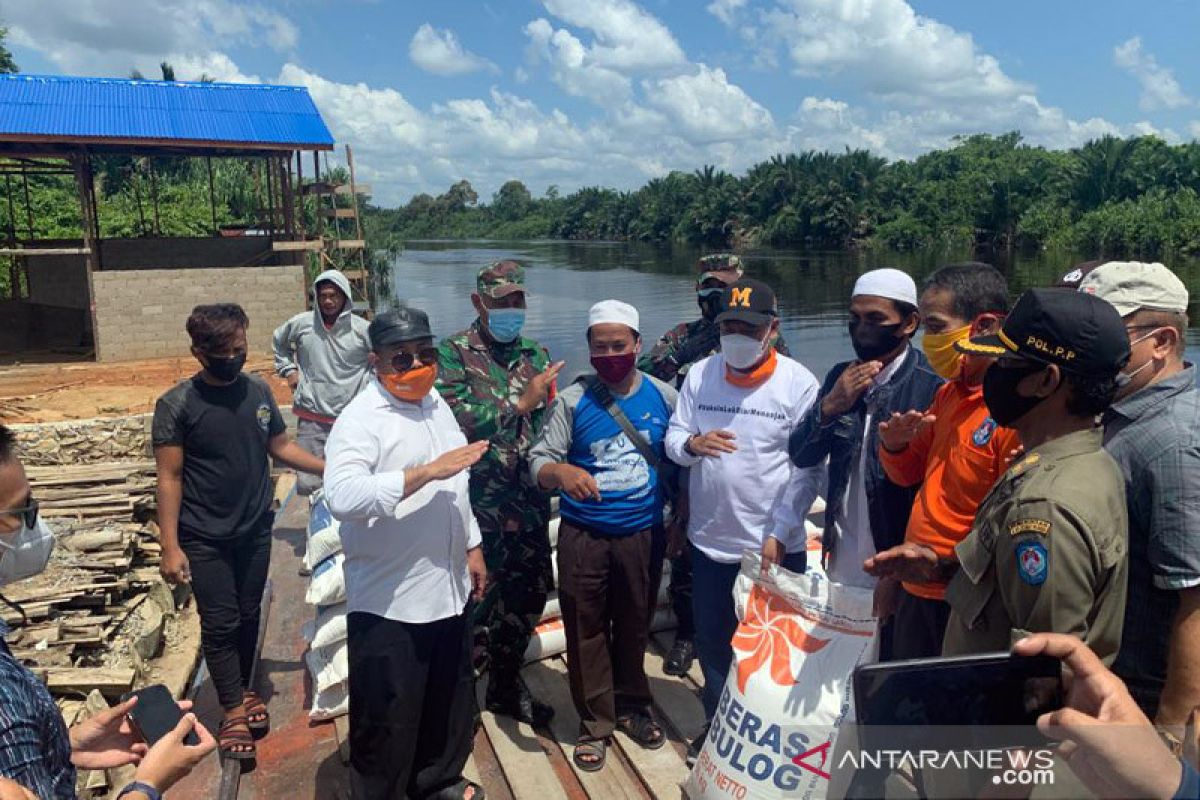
left=390, top=241, right=1200, bottom=381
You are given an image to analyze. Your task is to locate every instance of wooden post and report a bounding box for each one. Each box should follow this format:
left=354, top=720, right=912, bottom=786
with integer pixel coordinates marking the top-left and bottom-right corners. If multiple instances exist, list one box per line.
left=148, top=159, right=161, bottom=236
left=4, top=174, right=17, bottom=299
left=21, top=168, right=34, bottom=240
left=344, top=144, right=371, bottom=309
left=206, top=157, right=218, bottom=236
left=71, top=152, right=102, bottom=361
left=264, top=155, right=276, bottom=236
left=280, top=155, right=296, bottom=240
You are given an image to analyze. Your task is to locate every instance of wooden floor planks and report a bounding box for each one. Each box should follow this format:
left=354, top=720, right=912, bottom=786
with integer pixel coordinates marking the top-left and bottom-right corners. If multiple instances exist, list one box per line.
left=475, top=680, right=569, bottom=800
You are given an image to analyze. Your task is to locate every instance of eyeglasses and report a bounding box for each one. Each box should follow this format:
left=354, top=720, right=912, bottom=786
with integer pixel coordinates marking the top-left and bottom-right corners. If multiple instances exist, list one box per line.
left=0, top=495, right=38, bottom=529
left=390, top=347, right=440, bottom=373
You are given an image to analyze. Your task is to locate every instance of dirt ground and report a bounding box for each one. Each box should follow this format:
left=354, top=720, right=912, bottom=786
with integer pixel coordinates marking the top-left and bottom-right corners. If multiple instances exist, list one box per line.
left=0, top=354, right=292, bottom=423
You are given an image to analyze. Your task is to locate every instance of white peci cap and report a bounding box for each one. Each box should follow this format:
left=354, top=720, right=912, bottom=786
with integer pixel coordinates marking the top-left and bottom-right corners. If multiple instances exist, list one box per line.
left=852, top=268, right=918, bottom=306
left=588, top=299, right=639, bottom=333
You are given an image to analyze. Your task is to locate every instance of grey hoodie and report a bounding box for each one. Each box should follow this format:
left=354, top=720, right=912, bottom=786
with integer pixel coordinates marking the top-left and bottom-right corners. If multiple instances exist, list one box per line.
left=272, top=270, right=371, bottom=420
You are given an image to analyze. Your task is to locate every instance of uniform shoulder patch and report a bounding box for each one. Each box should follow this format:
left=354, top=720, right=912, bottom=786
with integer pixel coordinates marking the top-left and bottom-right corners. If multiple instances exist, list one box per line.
left=1015, top=540, right=1048, bottom=586
left=1009, top=518, right=1051, bottom=537
left=972, top=417, right=998, bottom=447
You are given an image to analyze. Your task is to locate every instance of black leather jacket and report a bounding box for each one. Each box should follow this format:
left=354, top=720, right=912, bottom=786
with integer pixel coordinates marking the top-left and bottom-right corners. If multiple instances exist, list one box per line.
left=788, top=348, right=943, bottom=563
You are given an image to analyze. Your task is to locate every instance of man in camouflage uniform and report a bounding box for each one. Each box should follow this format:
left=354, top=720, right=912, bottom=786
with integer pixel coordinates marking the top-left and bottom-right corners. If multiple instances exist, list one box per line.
left=638, top=254, right=791, bottom=676
left=437, top=260, right=562, bottom=727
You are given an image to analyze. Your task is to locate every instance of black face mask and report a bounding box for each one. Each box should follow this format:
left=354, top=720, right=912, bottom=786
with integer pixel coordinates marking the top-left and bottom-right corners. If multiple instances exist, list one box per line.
left=698, top=288, right=724, bottom=321
left=205, top=352, right=246, bottom=383
left=982, top=362, right=1047, bottom=426
left=849, top=320, right=906, bottom=361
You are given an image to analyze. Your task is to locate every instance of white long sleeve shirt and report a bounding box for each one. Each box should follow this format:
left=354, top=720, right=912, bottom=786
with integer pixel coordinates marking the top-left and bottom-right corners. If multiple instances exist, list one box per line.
left=665, top=353, right=823, bottom=564
left=323, top=379, right=482, bottom=624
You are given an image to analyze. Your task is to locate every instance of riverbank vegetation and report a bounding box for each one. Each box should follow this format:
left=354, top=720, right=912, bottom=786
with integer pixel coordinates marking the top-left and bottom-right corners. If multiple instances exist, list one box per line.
left=365, top=133, right=1200, bottom=260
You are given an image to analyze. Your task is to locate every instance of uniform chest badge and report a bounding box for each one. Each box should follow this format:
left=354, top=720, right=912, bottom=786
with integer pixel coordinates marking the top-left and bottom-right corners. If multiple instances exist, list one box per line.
left=972, top=417, right=997, bottom=447
left=1015, top=540, right=1048, bottom=586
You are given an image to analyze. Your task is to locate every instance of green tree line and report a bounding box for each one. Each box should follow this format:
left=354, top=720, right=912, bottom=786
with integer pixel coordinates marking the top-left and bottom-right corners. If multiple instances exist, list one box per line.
left=366, top=132, right=1200, bottom=260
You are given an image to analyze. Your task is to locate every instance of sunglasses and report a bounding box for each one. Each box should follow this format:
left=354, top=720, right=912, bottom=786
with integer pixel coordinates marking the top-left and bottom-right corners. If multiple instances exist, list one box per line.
left=390, top=347, right=440, bottom=373
left=0, top=495, right=39, bottom=529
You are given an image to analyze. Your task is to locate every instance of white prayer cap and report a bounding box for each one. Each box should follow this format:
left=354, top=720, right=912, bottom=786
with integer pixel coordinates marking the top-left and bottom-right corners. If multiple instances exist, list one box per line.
left=588, top=299, right=639, bottom=333
left=852, top=268, right=918, bottom=306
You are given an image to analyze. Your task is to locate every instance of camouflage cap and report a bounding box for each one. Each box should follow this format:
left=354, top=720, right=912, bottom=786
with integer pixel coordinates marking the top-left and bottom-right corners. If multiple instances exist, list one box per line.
left=477, top=260, right=528, bottom=299
left=697, top=253, right=744, bottom=286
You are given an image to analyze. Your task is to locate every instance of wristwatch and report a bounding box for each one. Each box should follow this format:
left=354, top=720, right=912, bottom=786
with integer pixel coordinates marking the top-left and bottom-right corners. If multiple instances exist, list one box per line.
left=117, top=782, right=162, bottom=800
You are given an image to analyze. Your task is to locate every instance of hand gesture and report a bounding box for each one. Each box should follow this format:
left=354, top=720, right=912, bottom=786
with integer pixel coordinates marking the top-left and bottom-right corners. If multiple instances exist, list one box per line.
left=427, top=441, right=489, bottom=481
left=133, top=713, right=216, bottom=794
left=554, top=465, right=602, bottom=502
left=0, top=778, right=36, bottom=800
left=687, top=430, right=737, bottom=457
left=1013, top=634, right=1183, bottom=800
left=862, top=543, right=941, bottom=584
left=821, top=361, right=882, bottom=419
left=160, top=546, right=191, bottom=585
left=878, top=410, right=936, bottom=453
left=872, top=576, right=901, bottom=618
left=517, top=361, right=565, bottom=415
left=70, top=695, right=162, bottom=769
left=467, top=546, right=488, bottom=602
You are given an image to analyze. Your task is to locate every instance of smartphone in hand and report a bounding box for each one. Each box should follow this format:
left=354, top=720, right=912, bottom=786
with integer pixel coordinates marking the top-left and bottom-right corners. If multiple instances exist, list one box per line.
left=121, top=684, right=200, bottom=747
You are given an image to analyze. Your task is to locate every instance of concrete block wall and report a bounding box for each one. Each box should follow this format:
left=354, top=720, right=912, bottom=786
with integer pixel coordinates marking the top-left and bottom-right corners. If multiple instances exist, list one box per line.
left=92, top=265, right=305, bottom=362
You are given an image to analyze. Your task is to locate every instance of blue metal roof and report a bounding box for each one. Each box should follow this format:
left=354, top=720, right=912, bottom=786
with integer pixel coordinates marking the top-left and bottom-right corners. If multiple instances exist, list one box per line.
left=0, top=74, right=335, bottom=150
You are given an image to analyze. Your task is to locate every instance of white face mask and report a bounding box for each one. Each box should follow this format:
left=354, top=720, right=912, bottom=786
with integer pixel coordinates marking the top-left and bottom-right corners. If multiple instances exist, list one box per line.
left=0, top=517, right=55, bottom=587
left=1119, top=330, right=1160, bottom=386
left=721, top=333, right=766, bottom=370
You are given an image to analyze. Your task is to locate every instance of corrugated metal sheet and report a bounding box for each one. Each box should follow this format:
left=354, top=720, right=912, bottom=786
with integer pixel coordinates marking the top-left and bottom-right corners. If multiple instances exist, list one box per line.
left=0, top=74, right=334, bottom=148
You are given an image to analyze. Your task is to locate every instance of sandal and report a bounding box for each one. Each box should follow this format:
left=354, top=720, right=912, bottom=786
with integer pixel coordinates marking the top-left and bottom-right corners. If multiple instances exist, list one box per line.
left=218, top=716, right=257, bottom=761
left=617, top=712, right=666, bottom=750
left=243, top=690, right=270, bottom=732
left=573, top=737, right=607, bottom=772
left=429, top=778, right=486, bottom=800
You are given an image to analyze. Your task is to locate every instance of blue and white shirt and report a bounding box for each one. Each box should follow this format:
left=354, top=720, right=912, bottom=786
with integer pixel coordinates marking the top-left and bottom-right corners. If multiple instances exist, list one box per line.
left=0, top=625, right=75, bottom=798
left=529, top=372, right=678, bottom=536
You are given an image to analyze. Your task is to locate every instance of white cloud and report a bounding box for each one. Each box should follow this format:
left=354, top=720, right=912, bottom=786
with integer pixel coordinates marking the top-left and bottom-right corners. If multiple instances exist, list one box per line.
left=643, top=65, right=774, bottom=143
left=7, top=0, right=297, bottom=77
left=408, top=24, right=497, bottom=77
left=524, top=18, right=631, bottom=106
left=762, top=0, right=1026, bottom=105
left=707, top=0, right=749, bottom=27
left=1113, top=37, right=1191, bottom=111
left=539, top=0, right=686, bottom=71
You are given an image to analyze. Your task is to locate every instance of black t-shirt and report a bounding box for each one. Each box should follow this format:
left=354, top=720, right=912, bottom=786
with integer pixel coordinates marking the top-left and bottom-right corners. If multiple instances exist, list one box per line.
left=152, top=374, right=286, bottom=541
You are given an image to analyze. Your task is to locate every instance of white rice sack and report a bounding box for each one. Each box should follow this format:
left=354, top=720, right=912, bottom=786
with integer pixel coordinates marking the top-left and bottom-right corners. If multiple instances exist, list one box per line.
left=305, top=493, right=343, bottom=570
left=305, top=640, right=349, bottom=693
left=305, top=553, right=346, bottom=606
left=685, top=551, right=876, bottom=800
left=302, top=603, right=348, bottom=650
left=309, top=682, right=349, bottom=721
left=524, top=617, right=566, bottom=663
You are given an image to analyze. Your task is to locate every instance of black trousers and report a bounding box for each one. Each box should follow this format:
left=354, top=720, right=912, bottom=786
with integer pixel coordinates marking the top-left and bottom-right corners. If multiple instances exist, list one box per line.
left=180, top=518, right=272, bottom=710
left=889, top=589, right=952, bottom=661
left=347, top=611, right=475, bottom=800
left=668, top=547, right=695, bottom=640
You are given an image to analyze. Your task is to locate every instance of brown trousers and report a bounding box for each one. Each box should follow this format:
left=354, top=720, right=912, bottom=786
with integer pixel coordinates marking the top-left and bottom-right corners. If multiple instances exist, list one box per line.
left=556, top=520, right=664, bottom=740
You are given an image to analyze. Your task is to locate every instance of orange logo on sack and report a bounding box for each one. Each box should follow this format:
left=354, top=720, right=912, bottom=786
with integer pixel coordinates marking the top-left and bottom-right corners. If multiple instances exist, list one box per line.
left=730, top=286, right=753, bottom=307
left=731, top=585, right=830, bottom=693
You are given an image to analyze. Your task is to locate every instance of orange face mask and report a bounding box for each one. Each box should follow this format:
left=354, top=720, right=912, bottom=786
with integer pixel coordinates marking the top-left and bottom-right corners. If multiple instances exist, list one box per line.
left=380, top=363, right=438, bottom=402
left=725, top=348, right=777, bottom=388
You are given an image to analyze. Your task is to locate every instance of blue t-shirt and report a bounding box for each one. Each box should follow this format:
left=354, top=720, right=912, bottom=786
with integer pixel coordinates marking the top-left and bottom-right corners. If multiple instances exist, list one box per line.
left=560, top=378, right=672, bottom=536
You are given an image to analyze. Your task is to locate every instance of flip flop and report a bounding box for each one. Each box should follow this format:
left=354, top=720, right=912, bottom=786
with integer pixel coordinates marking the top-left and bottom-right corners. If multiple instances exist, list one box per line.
left=218, top=715, right=256, bottom=761
left=573, top=737, right=607, bottom=772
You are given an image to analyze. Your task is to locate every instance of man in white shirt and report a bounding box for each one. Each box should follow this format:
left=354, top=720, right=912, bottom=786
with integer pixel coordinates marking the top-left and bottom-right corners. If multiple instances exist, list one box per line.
left=664, top=278, right=822, bottom=760
left=324, top=306, right=488, bottom=800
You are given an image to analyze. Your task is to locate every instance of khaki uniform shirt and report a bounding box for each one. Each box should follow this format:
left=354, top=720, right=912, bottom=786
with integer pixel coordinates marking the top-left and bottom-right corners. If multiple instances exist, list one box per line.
left=942, top=428, right=1129, bottom=663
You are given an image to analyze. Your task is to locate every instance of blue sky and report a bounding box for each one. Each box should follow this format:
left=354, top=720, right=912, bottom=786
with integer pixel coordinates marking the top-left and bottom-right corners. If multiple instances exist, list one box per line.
left=6, top=0, right=1199, bottom=206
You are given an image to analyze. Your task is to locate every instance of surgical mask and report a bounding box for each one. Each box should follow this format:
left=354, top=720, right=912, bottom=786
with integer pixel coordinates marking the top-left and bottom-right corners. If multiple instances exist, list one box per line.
left=205, top=352, right=246, bottom=383
left=591, top=352, right=636, bottom=384
left=921, top=324, right=971, bottom=380
left=982, top=362, right=1046, bottom=427
left=0, top=518, right=55, bottom=587
left=850, top=320, right=906, bottom=362
left=721, top=333, right=767, bottom=370
left=381, top=363, right=438, bottom=402
left=486, top=308, right=525, bottom=343
left=1120, top=330, right=1159, bottom=384
left=698, top=288, right=724, bottom=320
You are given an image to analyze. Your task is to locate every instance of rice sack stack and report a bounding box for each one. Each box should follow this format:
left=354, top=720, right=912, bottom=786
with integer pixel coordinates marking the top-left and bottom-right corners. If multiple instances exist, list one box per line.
left=686, top=552, right=875, bottom=800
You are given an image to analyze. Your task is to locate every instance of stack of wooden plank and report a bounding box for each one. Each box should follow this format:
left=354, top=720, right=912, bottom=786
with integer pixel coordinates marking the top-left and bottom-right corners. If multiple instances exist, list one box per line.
left=27, top=460, right=156, bottom=521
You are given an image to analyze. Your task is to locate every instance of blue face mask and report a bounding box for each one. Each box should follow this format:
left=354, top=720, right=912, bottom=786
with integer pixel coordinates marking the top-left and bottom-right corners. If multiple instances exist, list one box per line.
left=486, top=307, right=526, bottom=343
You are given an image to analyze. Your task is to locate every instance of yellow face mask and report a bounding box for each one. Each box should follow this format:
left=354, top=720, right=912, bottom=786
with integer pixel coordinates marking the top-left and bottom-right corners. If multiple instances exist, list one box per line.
left=921, top=323, right=971, bottom=379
